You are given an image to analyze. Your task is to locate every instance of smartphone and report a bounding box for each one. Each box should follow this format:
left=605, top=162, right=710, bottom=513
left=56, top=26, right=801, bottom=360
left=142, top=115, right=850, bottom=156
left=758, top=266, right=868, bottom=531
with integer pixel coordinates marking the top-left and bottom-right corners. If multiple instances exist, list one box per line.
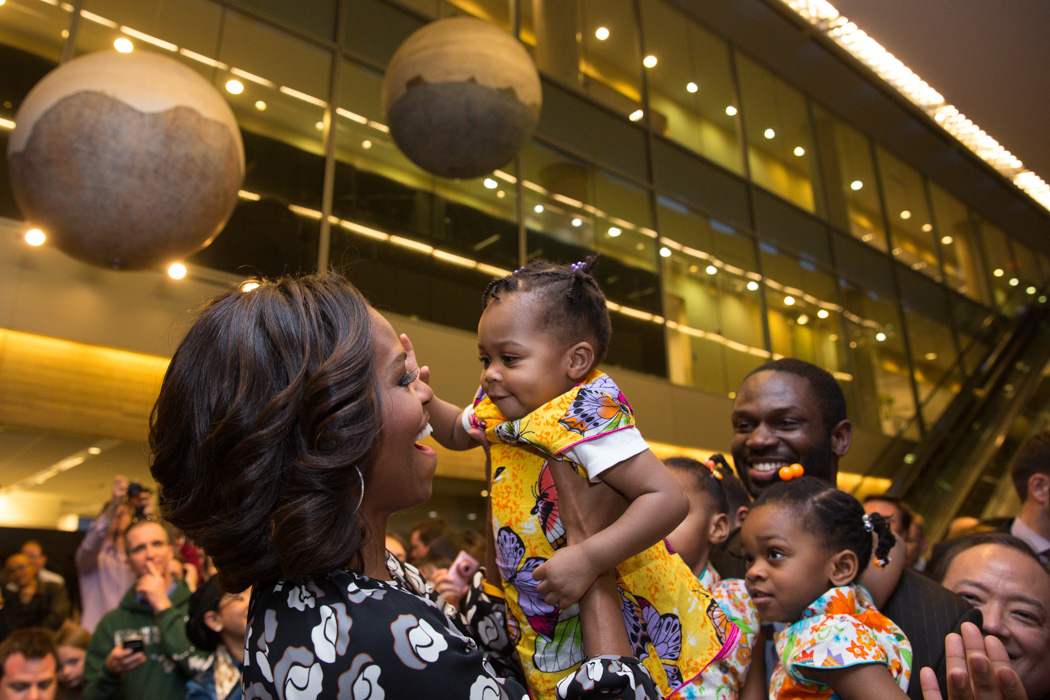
left=447, top=550, right=480, bottom=591
left=123, top=637, right=145, bottom=655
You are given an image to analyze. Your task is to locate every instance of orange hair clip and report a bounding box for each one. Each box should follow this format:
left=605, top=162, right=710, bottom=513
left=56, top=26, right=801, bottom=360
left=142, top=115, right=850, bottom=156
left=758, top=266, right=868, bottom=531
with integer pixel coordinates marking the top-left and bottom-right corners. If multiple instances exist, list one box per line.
left=703, top=459, right=724, bottom=479
left=778, top=463, right=804, bottom=480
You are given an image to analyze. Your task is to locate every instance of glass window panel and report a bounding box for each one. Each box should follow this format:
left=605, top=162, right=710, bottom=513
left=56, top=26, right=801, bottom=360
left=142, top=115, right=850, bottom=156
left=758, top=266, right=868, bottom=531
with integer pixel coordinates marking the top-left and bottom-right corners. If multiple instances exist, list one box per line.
left=386, top=0, right=512, bottom=28
left=651, top=139, right=750, bottom=229
left=832, top=231, right=896, bottom=299
left=0, top=0, right=70, bottom=220
left=975, top=217, right=1017, bottom=312
left=760, top=244, right=845, bottom=375
left=737, top=55, right=822, bottom=215
left=345, top=0, right=425, bottom=68
left=521, top=0, right=644, bottom=122
left=839, top=279, right=915, bottom=438
left=752, top=189, right=831, bottom=266
left=79, top=0, right=221, bottom=57
left=812, top=106, right=886, bottom=250
left=1011, top=240, right=1041, bottom=297
left=929, top=184, right=986, bottom=304
left=658, top=198, right=766, bottom=396
left=904, top=307, right=959, bottom=430
left=639, top=0, right=741, bottom=174
left=875, top=147, right=939, bottom=280
left=236, top=0, right=337, bottom=41
left=329, top=58, right=519, bottom=332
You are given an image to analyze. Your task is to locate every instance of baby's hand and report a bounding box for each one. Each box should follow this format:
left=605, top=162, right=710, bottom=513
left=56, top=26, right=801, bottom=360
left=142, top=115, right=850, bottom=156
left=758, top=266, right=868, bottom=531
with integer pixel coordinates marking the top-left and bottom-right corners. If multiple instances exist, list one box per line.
left=532, top=544, right=600, bottom=610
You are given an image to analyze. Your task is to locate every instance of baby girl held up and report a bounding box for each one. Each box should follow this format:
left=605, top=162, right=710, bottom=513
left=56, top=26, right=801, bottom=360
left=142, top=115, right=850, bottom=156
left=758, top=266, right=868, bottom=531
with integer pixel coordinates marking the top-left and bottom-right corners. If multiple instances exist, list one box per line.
left=427, top=257, right=737, bottom=698
left=740, top=476, right=913, bottom=700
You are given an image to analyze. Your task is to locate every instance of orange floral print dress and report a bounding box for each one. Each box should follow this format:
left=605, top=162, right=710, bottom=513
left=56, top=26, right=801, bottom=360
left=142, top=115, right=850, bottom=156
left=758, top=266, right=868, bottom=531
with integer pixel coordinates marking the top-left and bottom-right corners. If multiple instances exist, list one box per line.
left=465, top=370, right=738, bottom=698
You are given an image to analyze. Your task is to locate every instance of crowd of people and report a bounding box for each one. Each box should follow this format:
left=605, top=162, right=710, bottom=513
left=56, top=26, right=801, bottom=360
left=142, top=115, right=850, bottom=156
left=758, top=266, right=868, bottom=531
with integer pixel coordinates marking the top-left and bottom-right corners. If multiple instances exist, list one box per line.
left=1, top=266, right=1048, bottom=700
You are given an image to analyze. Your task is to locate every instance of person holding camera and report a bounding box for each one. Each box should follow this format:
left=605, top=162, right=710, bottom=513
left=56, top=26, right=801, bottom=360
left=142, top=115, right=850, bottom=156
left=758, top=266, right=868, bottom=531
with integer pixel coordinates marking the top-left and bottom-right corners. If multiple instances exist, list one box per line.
left=82, top=517, right=209, bottom=700
left=74, top=477, right=137, bottom=634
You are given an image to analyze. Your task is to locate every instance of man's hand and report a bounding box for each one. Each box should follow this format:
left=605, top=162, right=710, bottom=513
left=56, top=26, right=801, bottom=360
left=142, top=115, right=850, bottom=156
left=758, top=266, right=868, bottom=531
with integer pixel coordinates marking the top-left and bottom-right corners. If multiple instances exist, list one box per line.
left=135, top=561, right=172, bottom=613
left=104, top=643, right=146, bottom=676
left=533, top=544, right=601, bottom=610
left=920, top=622, right=1028, bottom=700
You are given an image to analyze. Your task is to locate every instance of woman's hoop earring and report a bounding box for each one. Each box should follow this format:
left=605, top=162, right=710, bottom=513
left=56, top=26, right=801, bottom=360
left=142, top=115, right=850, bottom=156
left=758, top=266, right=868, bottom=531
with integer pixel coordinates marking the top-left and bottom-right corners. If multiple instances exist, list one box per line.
left=354, top=465, right=365, bottom=514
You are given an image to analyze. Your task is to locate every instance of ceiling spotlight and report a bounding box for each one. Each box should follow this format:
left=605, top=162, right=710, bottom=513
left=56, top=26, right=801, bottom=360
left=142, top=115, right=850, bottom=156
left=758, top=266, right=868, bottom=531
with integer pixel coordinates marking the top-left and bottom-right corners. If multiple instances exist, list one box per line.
left=314, top=121, right=324, bottom=130
left=899, top=210, right=912, bottom=220
left=483, top=178, right=498, bottom=189
left=361, top=139, right=372, bottom=149
left=725, top=106, right=738, bottom=116
left=925, top=352, right=937, bottom=361
left=817, top=309, right=829, bottom=319
left=705, top=265, right=717, bottom=275
left=534, top=204, right=544, bottom=213
left=629, top=109, right=644, bottom=122
left=659, top=247, right=672, bottom=258
left=225, top=79, right=244, bottom=95
left=1009, top=277, right=1019, bottom=287
left=686, top=82, right=698, bottom=93
left=87, top=446, right=102, bottom=455
left=168, top=263, right=187, bottom=280
left=764, top=128, right=775, bottom=139
left=571, top=218, right=582, bottom=227
left=993, top=268, right=1004, bottom=277
left=608, top=226, right=622, bottom=237
left=1027, top=286, right=1037, bottom=295
left=255, top=100, right=267, bottom=110
left=793, top=146, right=805, bottom=157
left=746, top=280, right=759, bottom=291
left=643, top=55, right=657, bottom=68
left=24, top=228, right=45, bottom=246
left=922, top=223, right=933, bottom=232
left=784, top=295, right=795, bottom=306
left=875, top=332, right=887, bottom=342
left=113, top=37, right=134, bottom=53
left=850, top=180, right=863, bottom=191
left=595, top=26, right=610, bottom=40
left=496, top=190, right=505, bottom=198
left=940, top=235, right=953, bottom=245
left=797, top=314, right=809, bottom=325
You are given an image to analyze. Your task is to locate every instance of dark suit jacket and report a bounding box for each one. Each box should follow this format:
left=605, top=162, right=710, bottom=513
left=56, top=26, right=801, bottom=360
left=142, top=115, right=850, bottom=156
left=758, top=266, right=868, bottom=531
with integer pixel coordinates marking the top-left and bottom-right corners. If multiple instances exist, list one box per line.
left=882, top=569, right=983, bottom=700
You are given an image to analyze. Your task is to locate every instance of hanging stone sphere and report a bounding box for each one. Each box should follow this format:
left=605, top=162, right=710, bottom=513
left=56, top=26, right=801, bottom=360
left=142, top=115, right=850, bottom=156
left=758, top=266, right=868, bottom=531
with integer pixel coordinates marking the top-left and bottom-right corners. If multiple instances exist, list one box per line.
left=7, top=51, right=244, bottom=270
left=382, top=17, right=541, bottom=180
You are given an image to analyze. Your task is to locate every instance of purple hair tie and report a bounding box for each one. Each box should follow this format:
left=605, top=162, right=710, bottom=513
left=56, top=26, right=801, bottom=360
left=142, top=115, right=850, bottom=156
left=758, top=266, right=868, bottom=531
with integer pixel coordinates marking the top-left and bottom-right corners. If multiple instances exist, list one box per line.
left=571, top=261, right=586, bottom=272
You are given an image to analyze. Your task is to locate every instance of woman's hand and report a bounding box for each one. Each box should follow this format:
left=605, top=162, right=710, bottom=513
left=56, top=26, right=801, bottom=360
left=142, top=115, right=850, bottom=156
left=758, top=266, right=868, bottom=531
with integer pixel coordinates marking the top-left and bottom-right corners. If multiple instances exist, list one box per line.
left=920, top=622, right=1028, bottom=700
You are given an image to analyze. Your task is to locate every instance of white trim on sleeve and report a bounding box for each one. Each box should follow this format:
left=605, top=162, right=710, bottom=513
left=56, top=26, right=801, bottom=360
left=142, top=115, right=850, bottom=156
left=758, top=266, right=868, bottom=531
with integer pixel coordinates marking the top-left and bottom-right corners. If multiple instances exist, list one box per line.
left=562, top=427, right=649, bottom=482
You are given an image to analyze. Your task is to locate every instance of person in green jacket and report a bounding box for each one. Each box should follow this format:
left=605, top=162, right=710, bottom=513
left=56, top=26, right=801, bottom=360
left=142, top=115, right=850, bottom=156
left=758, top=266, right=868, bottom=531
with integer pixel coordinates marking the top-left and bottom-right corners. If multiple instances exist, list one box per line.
left=83, top=518, right=211, bottom=700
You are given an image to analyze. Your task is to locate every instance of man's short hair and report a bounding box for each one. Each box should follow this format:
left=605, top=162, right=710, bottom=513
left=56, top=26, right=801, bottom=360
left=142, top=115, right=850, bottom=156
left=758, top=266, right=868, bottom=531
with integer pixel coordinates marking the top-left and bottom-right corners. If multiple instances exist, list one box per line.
left=928, top=532, right=1046, bottom=584
left=745, top=358, right=847, bottom=431
left=0, top=628, right=57, bottom=678
left=1009, top=430, right=1050, bottom=500
left=862, top=493, right=913, bottom=534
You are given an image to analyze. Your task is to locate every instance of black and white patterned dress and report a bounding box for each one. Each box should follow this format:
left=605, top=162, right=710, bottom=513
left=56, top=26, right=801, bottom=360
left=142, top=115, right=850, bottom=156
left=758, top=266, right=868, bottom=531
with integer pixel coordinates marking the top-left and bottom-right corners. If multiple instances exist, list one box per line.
left=242, top=553, right=659, bottom=699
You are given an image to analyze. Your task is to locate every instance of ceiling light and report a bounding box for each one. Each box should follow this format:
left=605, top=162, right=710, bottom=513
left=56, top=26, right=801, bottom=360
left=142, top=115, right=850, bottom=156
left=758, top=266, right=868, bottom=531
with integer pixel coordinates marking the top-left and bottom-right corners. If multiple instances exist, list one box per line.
left=534, top=204, right=544, bottom=213
left=314, top=121, right=324, bottom=130
left=922, top=223, right=933, bottom=232
left=993, top=268, right=1004, bottom=277
left=850, top=180, right=863, bottom=191
left=496, top=190, right=505, bottom=198
left=764, top=128, right=775, bottom=139
left=892, top=247, right=902, bottom=256
left=725, top=106, right=737, bottom=116
left=875, top=332, right=887, bottom=342
left=797, top=314, right=809, bottom=325
left=817, top=309, right=829, bottom=319
left=940, top=235, right=953, bottom=245
left=629, top=109, right=644, bottom=121
left=240, top=280, right=260, bottom=292
left=925, top=352, right=937, bottom=361
left=595, top=27, right=609, bottom=40
left=793, top=146, right=805, bottom=157
left=87, top=446, right=102, bottom=455
left=167, top=263, right=187, bottom=279
left=1027, top=286, right=1037, bottom=295
left=862, top=233, right=874, bottom=242
left=254, top=100, right=267, bottom=110
left=483, top=178, right=498, bottom=189
left=225, top=79, right=244, bottom=95
left=1009, top=277, right=1019, bottom=287
left=784, top=295, right=795, bottom=306
left=608, top=226, right=621, bottom=237
left=899, top=210, right=912, bottom=220
left=705, top=265, right=717, bottom=275
left=571, top=218, right=582, bottom=227
left=361, top=139, right=372, bottom=149
left=686, top=82, right=698, bottom=93
left=113, top=37, right=133, bottom=53
left=643, top=55, right=657, bottom=68
left=24, top=228, right=45, bottom=246
left=659, top=247, right=672, bottom=258
left=746, top=280, right=759, bottom=291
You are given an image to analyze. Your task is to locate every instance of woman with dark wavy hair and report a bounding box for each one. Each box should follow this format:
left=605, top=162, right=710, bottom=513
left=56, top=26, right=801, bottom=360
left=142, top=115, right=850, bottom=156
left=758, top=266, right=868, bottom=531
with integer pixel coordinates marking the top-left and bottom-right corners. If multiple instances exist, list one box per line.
left=149, top=273, right=659, bottom=700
